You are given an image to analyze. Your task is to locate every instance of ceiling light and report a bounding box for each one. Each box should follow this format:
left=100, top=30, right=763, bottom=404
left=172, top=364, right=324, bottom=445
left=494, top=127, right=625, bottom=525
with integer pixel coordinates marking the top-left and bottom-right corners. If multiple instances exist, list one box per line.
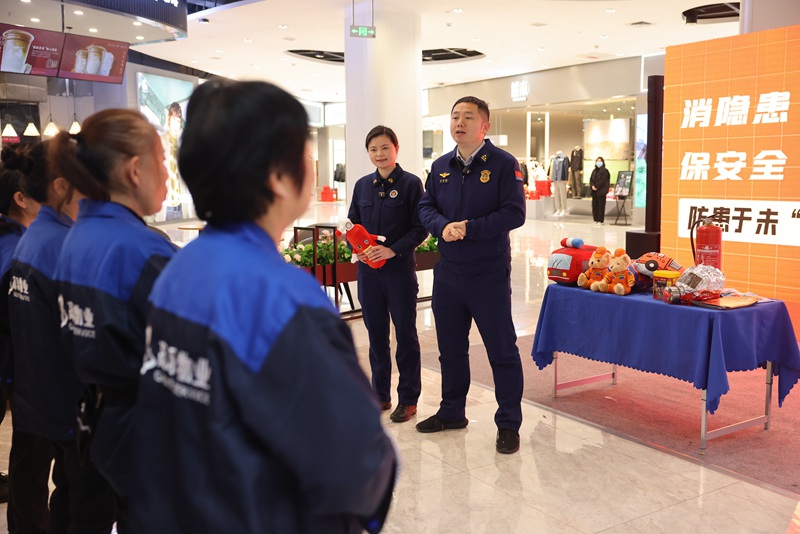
left=199, top=18, right=210, bottom=24
left=1, top=122, right=18, bottom=138
left=30, top=18, right=40, bottom=23
left=605, top=8, right=616, bottom=13
left=600, top=34, right=609, bottom=39
left=23, top=121, right=40, bottom=137
left=472, top=37, right=480, bottom=42
left=278, top=24, right=288, bottom=29
left=541, top=65, right=549, bottom=68
left=314, top=52, right=324, bottom=58
left=69, top=113, right=81, bottom=135
left=42, top=115, right=60, bottom=138
left=280, top=57, right=289, bottom=62
left=602, top=108, right=607, bottom=112
left=133, top=21, right=142, bottom=26
left=631, top=106, right=635, bottom=110
left=20, top=0, right=31, bottom=3
left=537, top=47, right=546, bottom=52
left=74, top=10, right=84, bottom=15
left=215, top=49, right=223, bottom=53
left=617, top=107, right=621, bottom=111
left=190, top=59, right=199, bottom=64
left=243, top=38, right=252, bottom=43
left=135, top=36, right=144, bottom=40
left=452, top=8, right=464, bottom=14
left=89, top=28, right=98, bottom=33
left=615, top=52, right=624, bottom=56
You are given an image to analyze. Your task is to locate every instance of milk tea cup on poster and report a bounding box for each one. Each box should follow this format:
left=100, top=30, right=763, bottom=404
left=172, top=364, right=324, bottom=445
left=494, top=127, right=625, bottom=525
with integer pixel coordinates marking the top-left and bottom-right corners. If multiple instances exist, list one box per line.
left=73, top=49, right=88, bottom=73
left=1, top=29, right=34, bottom=74
left=99, top=50, right=114, bottom=76
left=86, top=45, right=106, bottom=75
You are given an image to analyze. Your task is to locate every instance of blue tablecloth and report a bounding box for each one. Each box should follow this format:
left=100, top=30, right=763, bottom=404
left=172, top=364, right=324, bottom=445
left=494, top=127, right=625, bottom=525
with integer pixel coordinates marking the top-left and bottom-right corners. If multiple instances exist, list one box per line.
left=531, top=284, right=800, bottom=413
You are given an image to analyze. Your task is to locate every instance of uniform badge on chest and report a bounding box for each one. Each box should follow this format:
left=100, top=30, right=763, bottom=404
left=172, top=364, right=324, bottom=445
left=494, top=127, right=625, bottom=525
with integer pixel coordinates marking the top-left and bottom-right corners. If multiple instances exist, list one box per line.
left=439, top=172, right=450, bottom=184
left=389, top=190, right=398, bottom=198
left=480, top=170, right=491, bottom=183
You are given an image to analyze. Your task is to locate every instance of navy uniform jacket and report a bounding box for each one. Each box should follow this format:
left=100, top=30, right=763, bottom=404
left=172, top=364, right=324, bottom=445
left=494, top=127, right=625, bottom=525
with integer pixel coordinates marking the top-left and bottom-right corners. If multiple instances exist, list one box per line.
left=347, top=164, right=427, bottom=273
left=133, top=222, right=397, bottom=533
left=56, top=199, right=177, bottom=495
left=418, top=139, right=526, bottom=275
left=9, top=206, right=83, bottom=441
left=0, top=216, right=24, bottom=389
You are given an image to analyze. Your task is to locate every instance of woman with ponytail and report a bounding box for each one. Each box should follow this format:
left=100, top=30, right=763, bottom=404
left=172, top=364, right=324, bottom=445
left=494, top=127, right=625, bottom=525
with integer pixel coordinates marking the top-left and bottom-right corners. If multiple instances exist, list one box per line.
left=50, top=109, right=177, bottom=533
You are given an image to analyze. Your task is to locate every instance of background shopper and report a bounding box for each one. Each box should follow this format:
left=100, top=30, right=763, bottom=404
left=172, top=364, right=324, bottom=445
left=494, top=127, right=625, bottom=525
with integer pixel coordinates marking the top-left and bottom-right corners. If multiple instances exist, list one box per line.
left=50, top=109, right=177, bottom=533
left=417, top=96, right=526, bottom=454
left=347, top=125, right=427, bottom=423
left=589, top=156, right=610, bottom=226
left=9, top=141, right=116, bottom=533
left=131, top=80, right=397, bottom=532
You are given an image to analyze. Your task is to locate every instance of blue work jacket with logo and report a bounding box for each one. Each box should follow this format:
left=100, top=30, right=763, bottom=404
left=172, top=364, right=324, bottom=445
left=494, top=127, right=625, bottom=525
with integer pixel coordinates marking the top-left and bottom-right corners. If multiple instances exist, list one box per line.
left=348, top=164, right=427, bottom=273
left=418, top=139, right=526, bottom=275
left=132, top=222, right=396, bottom=533
left=56, top=199, right=177, bottom=496
left=9, top=206, right=83, bottom=441
left=0, top=216, right=24, bottom=390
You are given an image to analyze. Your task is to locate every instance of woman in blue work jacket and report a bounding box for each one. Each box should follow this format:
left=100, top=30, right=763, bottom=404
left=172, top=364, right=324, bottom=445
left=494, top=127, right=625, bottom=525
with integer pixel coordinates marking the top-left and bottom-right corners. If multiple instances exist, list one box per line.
left=348, top=126, right=427, bottom=423
left=9, top=141, right=116, bottom=532
left=130, top=80, right=397, bottom=533
left=49, top=109, right=177, bottom=533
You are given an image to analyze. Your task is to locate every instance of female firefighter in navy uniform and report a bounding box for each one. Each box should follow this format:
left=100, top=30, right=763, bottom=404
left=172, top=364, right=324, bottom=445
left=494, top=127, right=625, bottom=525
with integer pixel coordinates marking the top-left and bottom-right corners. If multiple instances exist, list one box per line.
left=348, top=125, right=427, bottom=423
left=50, top=109, right=177, bottom=532
left=131, top=80, right=397, bottom=532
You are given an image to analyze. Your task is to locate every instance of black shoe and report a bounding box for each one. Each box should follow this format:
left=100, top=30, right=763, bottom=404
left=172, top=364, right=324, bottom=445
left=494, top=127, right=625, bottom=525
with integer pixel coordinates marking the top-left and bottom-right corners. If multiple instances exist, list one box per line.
left=415, top=414, right=468, bottom=433
left=380, top=401, right=392, bottom=411
left=390, top=404, right=417, bottom=423
left=496, top=428, right=520, bottom=454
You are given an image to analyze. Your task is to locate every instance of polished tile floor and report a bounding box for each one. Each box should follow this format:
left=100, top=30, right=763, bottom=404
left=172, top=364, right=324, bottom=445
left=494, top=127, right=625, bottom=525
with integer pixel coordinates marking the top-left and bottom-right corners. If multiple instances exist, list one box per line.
left=1, top=199, right=798, bottom=533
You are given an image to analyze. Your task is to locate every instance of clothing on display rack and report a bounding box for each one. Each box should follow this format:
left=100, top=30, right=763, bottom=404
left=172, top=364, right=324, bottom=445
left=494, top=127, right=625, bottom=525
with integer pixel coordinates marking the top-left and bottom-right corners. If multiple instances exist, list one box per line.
left=569, top=146, right=584, bottom=198
left=549, top=151, right=570, bottom=216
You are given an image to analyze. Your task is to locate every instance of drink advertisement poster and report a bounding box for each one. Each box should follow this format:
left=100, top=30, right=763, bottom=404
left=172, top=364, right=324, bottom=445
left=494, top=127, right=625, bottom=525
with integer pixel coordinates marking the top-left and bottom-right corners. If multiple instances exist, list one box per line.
left=58, top=33, right=129, bottom=84
left=0, top=23, right=65, bottom=77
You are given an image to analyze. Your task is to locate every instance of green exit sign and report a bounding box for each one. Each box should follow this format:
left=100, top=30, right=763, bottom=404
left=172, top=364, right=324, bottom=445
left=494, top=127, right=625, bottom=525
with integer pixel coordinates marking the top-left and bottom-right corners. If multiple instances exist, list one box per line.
left=350, top=25, right=376, bottom=38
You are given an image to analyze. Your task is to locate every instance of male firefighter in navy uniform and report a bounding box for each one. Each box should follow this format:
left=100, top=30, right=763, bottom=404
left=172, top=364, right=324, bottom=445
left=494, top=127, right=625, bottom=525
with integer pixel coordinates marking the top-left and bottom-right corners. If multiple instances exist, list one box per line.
left=417, top=96, right=526, bottom=454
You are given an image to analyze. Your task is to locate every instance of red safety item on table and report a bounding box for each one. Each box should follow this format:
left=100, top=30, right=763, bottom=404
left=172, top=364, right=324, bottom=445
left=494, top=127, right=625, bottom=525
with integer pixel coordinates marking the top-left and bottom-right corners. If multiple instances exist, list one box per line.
left=694, top=218, right=722, bottom=270
left=336, top=219, right=386, bottom=269
left=534, top=180, right=552, bottom=197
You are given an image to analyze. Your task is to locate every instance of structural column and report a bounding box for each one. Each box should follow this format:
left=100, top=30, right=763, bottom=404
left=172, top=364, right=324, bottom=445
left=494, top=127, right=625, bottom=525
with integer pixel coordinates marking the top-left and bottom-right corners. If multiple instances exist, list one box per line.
left=344, top=2, right=422, bottom=202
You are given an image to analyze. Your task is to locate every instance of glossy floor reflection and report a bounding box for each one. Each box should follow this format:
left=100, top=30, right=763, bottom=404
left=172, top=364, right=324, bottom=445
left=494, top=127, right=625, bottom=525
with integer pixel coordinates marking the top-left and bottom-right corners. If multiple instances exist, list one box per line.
left=0, top=200, right=796, bottom=533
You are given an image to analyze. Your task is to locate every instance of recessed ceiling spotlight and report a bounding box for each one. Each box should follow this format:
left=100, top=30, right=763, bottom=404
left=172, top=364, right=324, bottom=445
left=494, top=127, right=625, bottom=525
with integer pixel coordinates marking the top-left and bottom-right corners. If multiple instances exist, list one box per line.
left=537, top=47, right=546, bottom=52
left=278, top=24, right=288, bottom=29
left=452, top=8, right=464, bottom=14
left=617, top=107, right=621, bottom=111
left=615, top=52, right=624, bottom=56
left=472, top=37, right=480, bottom=42
left=89, top=28, right=98, bottom=33
left=541, top=64, right=549, bottom=68
left=600, top=34, right=609, bottom=39
left=603, top=108, right=607, bottom=112
left=133, top=21, right=142, bottom=26
left=30, top=18, right=40, bottom=23
left=135, top=36, right=144, bottom=40
left=20, top=0, right=31, bottom=3
left=280, top=57, right=289, bottom=61
left=243, top=38, right=252, bottom=43
left=630, top=106, right=635, bottom=110
left=198, top=18, right=210, bottom=24
left=74, top=10, right=84, bottom=15
left=605, top=8, right=616, bottom=13
left=215, top=49, right=223, bottom=53
left=190, top=59, right=199, bottom=64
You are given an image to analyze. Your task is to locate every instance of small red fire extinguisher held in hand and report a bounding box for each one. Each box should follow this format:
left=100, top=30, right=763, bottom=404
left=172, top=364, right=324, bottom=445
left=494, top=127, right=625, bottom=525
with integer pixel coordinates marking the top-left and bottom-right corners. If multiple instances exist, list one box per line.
left=692, top=218, right=723, bottom=269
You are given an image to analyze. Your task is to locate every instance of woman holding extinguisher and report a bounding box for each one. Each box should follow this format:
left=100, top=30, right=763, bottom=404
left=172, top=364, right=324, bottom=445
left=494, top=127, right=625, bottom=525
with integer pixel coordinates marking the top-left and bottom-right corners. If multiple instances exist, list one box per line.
left=589, top=156, right=610, bottom=226
left=347, top=125, right=428, bottom=423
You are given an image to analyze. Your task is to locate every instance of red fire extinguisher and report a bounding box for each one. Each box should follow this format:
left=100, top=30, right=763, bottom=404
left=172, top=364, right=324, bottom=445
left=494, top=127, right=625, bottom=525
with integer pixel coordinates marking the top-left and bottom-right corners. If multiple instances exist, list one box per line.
left=691, top=217, right=723, bottom=270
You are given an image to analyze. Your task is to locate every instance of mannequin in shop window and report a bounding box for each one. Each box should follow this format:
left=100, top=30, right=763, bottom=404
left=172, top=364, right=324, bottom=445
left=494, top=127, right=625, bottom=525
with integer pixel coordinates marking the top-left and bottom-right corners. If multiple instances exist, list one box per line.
left=549, top=150, right=570, bottom=216
left=569, top=145, right=584, bottom=198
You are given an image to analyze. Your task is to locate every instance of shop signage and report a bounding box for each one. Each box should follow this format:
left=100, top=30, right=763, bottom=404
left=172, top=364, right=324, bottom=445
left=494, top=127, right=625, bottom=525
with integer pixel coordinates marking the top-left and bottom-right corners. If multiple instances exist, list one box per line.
left=511, top=80, right=529, bottom=102
left=58, top=34, right=129, bottom=84
left=0, top=23, right=65, bottom=76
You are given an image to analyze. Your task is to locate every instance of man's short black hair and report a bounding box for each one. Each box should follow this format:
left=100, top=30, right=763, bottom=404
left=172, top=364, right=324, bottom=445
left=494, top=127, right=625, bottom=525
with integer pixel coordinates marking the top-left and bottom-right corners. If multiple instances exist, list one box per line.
left=451, top=96, right=490, bottom=121
left=179, top=80, right=309, bottom=223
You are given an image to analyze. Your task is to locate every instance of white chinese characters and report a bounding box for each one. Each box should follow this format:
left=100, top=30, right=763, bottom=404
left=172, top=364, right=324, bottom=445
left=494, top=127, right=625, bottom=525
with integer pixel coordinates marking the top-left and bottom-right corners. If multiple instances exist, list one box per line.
left=682, top=92, right=791, bottom=128
left=141, top=326, right=212, bottom=405
left=680, top=150, right=787, bottom=181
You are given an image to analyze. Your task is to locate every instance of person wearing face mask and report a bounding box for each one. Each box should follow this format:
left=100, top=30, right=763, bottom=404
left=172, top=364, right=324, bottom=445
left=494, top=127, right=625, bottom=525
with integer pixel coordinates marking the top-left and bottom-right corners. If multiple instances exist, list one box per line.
left=589, top=156, right=610, bottom=226
left=347, top=125, right=427, bottom=424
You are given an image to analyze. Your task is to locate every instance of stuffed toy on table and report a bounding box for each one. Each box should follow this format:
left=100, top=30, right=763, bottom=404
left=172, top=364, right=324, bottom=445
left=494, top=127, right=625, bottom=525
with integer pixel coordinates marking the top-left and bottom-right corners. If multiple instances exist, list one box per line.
left=596, top=248, right=636, bottom=295
left=578, top=246, right=611, bottom=291
left=547, top=238, right=597, bottom=285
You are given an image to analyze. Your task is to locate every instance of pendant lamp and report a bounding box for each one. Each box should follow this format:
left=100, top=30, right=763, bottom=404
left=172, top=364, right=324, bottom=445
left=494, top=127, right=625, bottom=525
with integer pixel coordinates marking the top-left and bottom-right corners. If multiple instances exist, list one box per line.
left=68, top=113, right=81, bottom=134
left=1, top=122, right=18, bottom=138
left=42, top=114, right=60, bottom=137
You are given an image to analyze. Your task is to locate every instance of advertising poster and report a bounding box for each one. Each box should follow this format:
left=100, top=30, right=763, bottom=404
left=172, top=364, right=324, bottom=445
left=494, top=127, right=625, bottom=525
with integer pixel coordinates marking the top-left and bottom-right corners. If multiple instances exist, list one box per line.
left=662, top=24, right=800, bottom=305
left=0, top=23, right=64, bottom=76
left=137, top=72, right=196, bottom=222
left=58, top=34, right=128, bottom=84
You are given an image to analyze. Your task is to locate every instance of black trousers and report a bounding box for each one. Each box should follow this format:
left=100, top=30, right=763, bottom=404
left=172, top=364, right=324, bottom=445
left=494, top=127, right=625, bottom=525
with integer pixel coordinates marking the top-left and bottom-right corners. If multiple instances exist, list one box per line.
left=7, top=430, right=52, bottom=534
left=50, top=440, right=117, bottom=534
left=592, top=190, right=607, bottom=223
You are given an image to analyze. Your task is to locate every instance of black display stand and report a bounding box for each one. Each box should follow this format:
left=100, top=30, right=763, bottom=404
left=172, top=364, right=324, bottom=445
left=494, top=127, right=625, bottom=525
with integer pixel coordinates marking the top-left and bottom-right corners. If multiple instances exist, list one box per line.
left=613, top=196, right=629, bottom=226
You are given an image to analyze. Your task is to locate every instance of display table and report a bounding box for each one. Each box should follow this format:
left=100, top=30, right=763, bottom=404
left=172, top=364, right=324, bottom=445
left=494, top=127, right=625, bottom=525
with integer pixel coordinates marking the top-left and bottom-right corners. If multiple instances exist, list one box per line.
left=531, top=284, right=800, bottom=448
